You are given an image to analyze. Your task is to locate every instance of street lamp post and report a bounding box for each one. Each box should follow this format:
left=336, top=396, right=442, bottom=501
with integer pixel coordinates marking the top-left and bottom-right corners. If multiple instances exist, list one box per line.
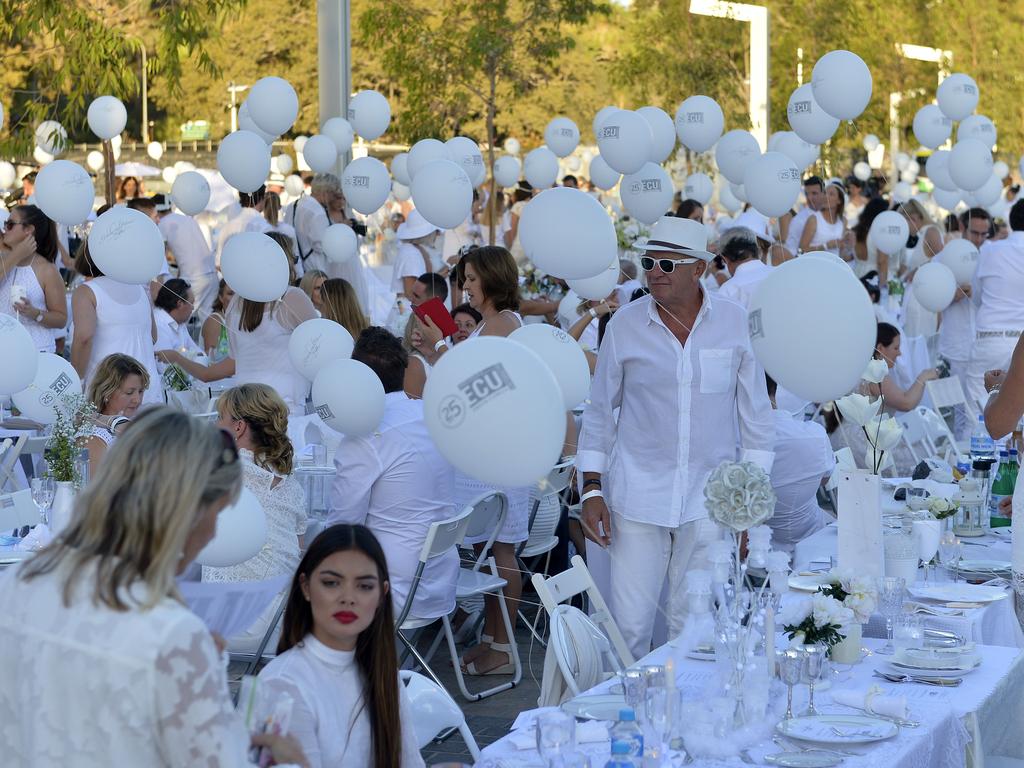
left=318, top=0, right=352, bottom=172
left=141, top=46, right=149, bottom=145
left=889, top=43, right=953, bottom=176
left=227, top=82, right=250, bottom=134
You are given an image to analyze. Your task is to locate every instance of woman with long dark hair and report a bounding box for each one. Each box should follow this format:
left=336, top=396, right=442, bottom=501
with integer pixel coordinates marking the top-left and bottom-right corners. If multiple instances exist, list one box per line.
left=258, top=524, right=424, bottom=768
left=852, top=197, right=889, bottom=282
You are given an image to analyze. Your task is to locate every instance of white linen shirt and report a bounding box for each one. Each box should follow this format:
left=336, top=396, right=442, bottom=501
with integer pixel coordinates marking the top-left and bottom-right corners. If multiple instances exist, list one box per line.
left=154, top=307, right=202, bottom=356
left=717, top=258, right=773, bottom=310
left=291, top=195, right=331, bottom=273
left=158, top=212, right=215, bottom=279
left=327, top=392, right=459, bottom=620
left=578, top=292, right=775, bottom=528
left=973, top=231, right=1024, bottom=331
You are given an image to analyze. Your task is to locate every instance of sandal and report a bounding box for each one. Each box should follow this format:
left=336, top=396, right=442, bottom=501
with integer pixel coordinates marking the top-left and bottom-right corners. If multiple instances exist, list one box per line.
left=463, top=647, right=516, bottom=676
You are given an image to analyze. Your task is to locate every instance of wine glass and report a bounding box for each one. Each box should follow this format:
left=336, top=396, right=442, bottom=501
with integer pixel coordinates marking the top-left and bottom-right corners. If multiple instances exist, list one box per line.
left=535, top=710, right=575, bottom=765
left=876, top=576, right=906, bottom=655
left=800, top=644, right=826, bottom=717
left=645, top=685, right=676, bottom=764
left=939, top=532, right=962, bottom=582
left=31, top=476, right=55, bottom=526
left=777, top=648, right=803, bottom=720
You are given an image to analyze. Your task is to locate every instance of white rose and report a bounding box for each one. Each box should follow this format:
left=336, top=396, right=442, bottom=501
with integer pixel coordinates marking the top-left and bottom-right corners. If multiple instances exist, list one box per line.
left=865, top=416, right=903, bottom=451
left=781, top=596, right=812, bottom=627
left=834, top=393, right=882, bottom=427
left=861, top=358, right=889, bottom=384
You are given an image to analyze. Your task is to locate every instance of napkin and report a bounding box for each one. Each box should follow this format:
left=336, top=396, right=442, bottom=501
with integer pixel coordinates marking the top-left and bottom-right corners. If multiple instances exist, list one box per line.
left=507, top=721, right=609, bottom=751
left=831, top=685, right=907, bottom=719
left=15, top=524, right=51, bottom=551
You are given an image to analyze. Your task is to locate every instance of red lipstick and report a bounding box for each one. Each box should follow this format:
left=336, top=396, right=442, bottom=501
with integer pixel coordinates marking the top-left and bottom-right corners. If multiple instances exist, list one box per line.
left=333, top=611, right=358, bottom=624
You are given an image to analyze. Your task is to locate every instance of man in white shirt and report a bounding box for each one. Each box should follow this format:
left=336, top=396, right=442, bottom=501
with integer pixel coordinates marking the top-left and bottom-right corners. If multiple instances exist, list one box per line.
left=782, top=176, right=824, bottom=256
left=290, top=174, right=340, bottom=275
left=153, top=194, right=218, bottom=317
left=327, top=327, right=459, bottom=621
left=579, top=215, right=775, bottom=659
left=764, top=374, right=834, bottom=554
left=966, top=200, right=1024, bottom=420
left=153, top=278, right=202, bottom=358
left=716, top=226, right=773, bottom=310
left=215, top=185, right=271, bottom=267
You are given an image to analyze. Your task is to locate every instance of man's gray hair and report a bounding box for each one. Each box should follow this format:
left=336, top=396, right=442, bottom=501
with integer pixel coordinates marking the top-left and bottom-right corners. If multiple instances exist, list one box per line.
left=618, top=259, right=638, bottom=280
left=311, top=173, right=342, bottom=196
left=717, top=226, right=760, bottom=262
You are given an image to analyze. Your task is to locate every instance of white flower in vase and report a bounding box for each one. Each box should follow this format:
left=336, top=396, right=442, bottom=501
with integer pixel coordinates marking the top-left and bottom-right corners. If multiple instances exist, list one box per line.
left=834, top=392, right=882, bottom=427
left=865, top=416, right=903, bottom=451
left=861, top=358, right=889, bottom=384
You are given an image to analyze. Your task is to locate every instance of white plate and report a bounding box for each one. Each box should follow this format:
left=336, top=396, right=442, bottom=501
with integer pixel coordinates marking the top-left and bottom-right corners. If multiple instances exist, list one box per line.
left=908, top=584, right=1008, bottom=603
left=0, top=550, right=30, bottom=565
left=881, top=660, right=973, bottom=679
left=765, top=752, right=843, bottom=768
left=684, top=648, right=716, bottom=662
left=778, top=714, right=898, bottom=744
left=789, top=574, right=830, bottom=593
left=958, top=559, right=1011, bottom=575
left=891, top=651, right=979, bottom=672
left=561, top=693, right=626, bottom=721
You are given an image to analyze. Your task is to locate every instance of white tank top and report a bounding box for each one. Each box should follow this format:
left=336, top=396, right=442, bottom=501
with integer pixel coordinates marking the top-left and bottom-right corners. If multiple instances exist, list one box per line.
left=83, top=277, right=162, bottom=404
left=227, top=302, right=310, bottom=413
left=0, top=264, right=54, bottom=353
left=808, top=211, right=845, bottom=253
left=469, top=309, right=523, bottom=338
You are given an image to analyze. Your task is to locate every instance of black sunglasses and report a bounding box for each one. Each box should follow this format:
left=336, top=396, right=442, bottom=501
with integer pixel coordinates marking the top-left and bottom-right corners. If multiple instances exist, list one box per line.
left=640, top=255, right=700, bottom=273
left=4, top=219, right=24, bottom=230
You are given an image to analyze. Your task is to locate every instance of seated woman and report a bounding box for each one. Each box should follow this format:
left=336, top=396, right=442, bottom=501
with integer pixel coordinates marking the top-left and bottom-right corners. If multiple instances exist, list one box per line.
left=864, top=322, right=939, bottom=412
left=0, top=407, right=306, bottom=766
left=258, top=524, right=425, bottom=768
left=202, top=278, right=235, bottom=360
left=320, top=277, right=369, bottom=340
left=84, top=353, right=150, bottom=474
left=205, top=384, right=307, bottom=652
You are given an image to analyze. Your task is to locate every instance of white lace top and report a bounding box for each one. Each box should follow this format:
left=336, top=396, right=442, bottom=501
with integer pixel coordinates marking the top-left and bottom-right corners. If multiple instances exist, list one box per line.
left=0, top=559, right=251, bottom=767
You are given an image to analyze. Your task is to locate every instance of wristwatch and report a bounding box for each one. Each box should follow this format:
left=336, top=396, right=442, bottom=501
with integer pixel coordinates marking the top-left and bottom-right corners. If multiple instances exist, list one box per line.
left=34, top=310, right=43, bottom=323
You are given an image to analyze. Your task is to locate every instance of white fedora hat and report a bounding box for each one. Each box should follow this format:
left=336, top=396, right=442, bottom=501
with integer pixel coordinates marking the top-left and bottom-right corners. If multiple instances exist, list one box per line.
left=396, top=208, right=441, bottom=241
left=636, top=215, right=713, bottom=261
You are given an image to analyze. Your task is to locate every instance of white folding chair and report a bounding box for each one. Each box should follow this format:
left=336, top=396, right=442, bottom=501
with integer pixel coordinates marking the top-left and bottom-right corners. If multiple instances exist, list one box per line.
left=0, top=489, right=40, bottom=532
left=547, top=604, right=626, bottom=699
left=924, top=376, right=975, bottom=436
left=400, top=670, right=481, bottom=761
left=915, top=406, right=960, bottom=463
left=0, top=435, right=27, bottom=492
left=895, top=408, right=931, bottom=465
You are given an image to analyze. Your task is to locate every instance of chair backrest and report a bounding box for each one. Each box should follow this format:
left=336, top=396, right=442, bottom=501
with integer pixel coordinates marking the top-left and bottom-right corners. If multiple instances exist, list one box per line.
left=0, top=435, right=26, bottom=492
left=925, top=377, right=968, bottom=411
left=462, top=490, right=508, bottom=570
left=541, top=456, right=576, bottom=496
left=916, top=406, right=957, bottom=449
left=895, top=408, right=930, bottom=463
left=0, top=489, right=38, bottom=531
left=400, top=670, right=481, bottom=760
left=549, top=604, right=624, bottom=697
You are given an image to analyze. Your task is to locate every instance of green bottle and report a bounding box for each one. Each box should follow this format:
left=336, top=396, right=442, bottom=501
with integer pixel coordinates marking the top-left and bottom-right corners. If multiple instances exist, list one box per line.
left=990, top=449, right=1013, bottom=526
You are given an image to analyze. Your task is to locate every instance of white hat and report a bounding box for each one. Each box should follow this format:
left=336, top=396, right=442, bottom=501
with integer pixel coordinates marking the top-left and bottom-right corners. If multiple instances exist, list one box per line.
left=396, top=209, right=441, bottom=241
left=730, top=209, right=774, bottom=245
left=635, top=215, right=713, bottom=261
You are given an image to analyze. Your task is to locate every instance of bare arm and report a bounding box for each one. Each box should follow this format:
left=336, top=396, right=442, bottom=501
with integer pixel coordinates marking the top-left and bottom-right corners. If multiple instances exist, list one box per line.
left=201, top=314, right=223, bottom=354
left=403, top=356, right=427, bottom=399
left=15, top=262, right=67, bottom=329
left=799, top=216, right=817, bottom=253
left=85, top=435, right=108, bottom=476
left=879, top=369, right=938, bottom=412
left=156, top=349, right=235, bottom=382
left=985, top=336, right=1024, bottom=438
left=70, top=285, right=97, bottom=378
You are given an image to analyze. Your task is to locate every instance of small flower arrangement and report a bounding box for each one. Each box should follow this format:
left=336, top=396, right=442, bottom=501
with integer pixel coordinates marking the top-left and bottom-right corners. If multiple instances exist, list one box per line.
left=818, top=568, right=878, bottom=624
left=45, top=393, right=97, bottom=486
left=834, top=359, right=904, bottom=475
left=781, top=593, right=854, bottom=648
left=928, top=496, right=959, bottom=520
left=614, top=216, right=650, bottom=253
left=518, top=265, right=563, bottom=300
left=162, top=363, right=192, bottom=392
left=704, top=461, right=776, bottom=533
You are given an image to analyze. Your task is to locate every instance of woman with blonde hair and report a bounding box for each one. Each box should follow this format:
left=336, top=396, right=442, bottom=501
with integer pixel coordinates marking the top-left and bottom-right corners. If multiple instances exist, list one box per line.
left=299, top=269, right=328, bottom=314
left=207, top=384, right=307, bottom=653
left=320, top=277, right=368, bottom=339
left=0, top=407, right=308, bottom=766
left=900, top=198, right=945, bottom=337
left=83, top=353, right=150, bottom=474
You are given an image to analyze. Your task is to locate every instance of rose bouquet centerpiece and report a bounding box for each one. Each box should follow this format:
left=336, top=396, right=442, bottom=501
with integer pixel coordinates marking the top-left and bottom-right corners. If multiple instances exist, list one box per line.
left=835, top=358, right=904, bottom=475
left=818, top=569, right=878, bottom=626
left=780, top=593, right=854, bottom=649
left=928, top=496, right=959, bottom=521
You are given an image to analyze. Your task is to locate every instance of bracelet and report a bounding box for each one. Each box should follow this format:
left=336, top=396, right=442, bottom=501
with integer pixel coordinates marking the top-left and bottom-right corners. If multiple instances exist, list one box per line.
left=580, top=489, right=604, bottom=503
left=582, top=478, right=602, bottom=489
left=434, top=339, right=448, bottom=352
left=588, top=307, right=598, bottom=319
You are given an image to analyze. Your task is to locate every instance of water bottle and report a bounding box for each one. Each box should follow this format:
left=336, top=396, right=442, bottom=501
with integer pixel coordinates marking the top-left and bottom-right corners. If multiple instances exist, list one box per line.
left=605, top=740, right=635, bottom=768
left=610, top=708, right=643, bottom=767
left=970, top=415, right=996, bottom=463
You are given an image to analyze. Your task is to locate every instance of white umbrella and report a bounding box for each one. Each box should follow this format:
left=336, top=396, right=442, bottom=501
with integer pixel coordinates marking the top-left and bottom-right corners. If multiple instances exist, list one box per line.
left=114, top=162, right=161, bottom=177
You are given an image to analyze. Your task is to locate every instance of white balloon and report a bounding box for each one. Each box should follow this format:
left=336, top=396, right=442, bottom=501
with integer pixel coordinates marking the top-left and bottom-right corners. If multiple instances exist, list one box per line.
left=0, top=161, right=16, bottom=188
left=863, top=134, right=880, bottom=151
left=83, top=150, right=105, bottom=173
left=445, top=136, right=486, bottom=187
left=12, top=353, right=81, bottom=425
left=994, top=160, right=1010, bottom=180
left=949, top=139, right=993, bottom=191
left=518, top=187, right=617, bottom=280
left=509, top=324, right=591, bottom=409
left=853, top=161, right=871, bottom=182
left=900, top=169, right=918, bottom=184
left=348, top=90, right=391, bottom=140
left=596, top=110, right=653, bottom=175
left=932, top=187, right=961, bottom=211
left=674, top=95, right=724, bottom=153
left=775, top=131, right=819, bottom=170
left=35, top=160, right=94, bottom=226
left=312, top=358, right=385, bottom=436
left=288, top=318, right=354, bottom=380
left=730, top=182, right=748, bottom=203
left=408, top=138, right=448, bottom=182
left=715, top=129, right=761, bottom=185
left=523, top=146, right=559, bottom=189
left=743, top=151, right=801, bottom=218
left=544, top=117, right=580, bottom=158
left=322, top=223, right=359, bottom=264
left=636, top=106, right=676, bottom=163
left=870, top=211, right=910, bottom=255
left=171, top=171, right=211, bottom=216
left=87, top=96, right=127, bottom=140
left=811, top=49, right=872, bottom=121
left=33, top=146, right=54, bottom=166
left=174, top=160, right=195, bottom=174
left=221, top=232, right=290, bottom=302
left=566, top=156, right=582, bottom=172
left=717, top=184, right=742, bottom=213
left=293, top=135, right=308, bottom=154
left=936, top=238, right=979, bottom=285
left=392, top=182, right=411, bottom=202
left=927, top=150, right=957, bottom=191
left=195, top=487, right=268, bottom=567
left=284, top=174, right=305, bottom=197
left=217, top=130, right=271, bottom=193
left=618, top=163, right=674, bottom=224
left=907, top=159, right=921, bottom=176
left=341, top=156, right=391, bottom=214
left=423, top=336, right=565, bottom=486
left=302, top=134, right=339, bottom=174
left=786, top=84, right=839, bottom=145
left=592, top=106, right=618, bottom=138
left=35, top=120, right=67, bottom=156
left=895, top=153, right=911, bottom=172
left=238, top=101, right=277, bottom=144
left=958, top=114, right=997, bottom=150
left=247, top=76, right=298, bottom=136
left=161, top=167, right=177, bottom=185
left=683, top=172, right=714, bottom=206
left=0, top=314, right=38, bottom=394
left=493, top=155, right=521, bottom=188
left=587, top=155, right=620, bottom=190
left=274, top=154, right=294, bottom=175
left=913, top=261, right=957, bottom=312
left=142, top=141, right=162, bottom=161
left=893, top=181, right=913, bottom=204
left=912, top=104, right=952, bottom=149
left=749, top=258, right=875, bottom=402
left=90, top=207, right=165, bottom=284
left=969, top=172, right=1002, bottom=208
left=390, top=152, right=411, bottom=186
left=321, top=117, right=355, bottom=155
left=504, top=137, right=521, bottom=156
left=937, top=73, right=979, bottom=121
left=411, top=159, right=473, bottom=229
left=566, top=257, right=620, bottom=302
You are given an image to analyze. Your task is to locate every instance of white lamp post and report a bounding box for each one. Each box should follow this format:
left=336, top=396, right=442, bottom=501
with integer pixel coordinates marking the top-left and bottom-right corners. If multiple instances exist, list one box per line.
left=889, top=44, right=953, bottom=175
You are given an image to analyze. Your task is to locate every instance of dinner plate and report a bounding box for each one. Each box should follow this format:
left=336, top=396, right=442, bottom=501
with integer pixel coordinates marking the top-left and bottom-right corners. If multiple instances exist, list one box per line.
left=684, top=647, right=716, bottom=662
left=881, top=660, right=973, bottom=679
left=908, top=584, right=1008, bottom=603
left=0, top=550, right=30, bottom=565
left=561, top=693, right=626, bottom=721
left=764, top=752, right=843, bottom=767
left=777, top=714, right=898, bottom=744
left=789, top=574, right=830, bottom=593
left=957, top=559, right=1012, bottom=576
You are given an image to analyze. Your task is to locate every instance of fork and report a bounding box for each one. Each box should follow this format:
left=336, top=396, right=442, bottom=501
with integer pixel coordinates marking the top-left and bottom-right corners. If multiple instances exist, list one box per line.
left=772, top=735, right=857, bottom=757
left=874, top=671, right=962, bottom=687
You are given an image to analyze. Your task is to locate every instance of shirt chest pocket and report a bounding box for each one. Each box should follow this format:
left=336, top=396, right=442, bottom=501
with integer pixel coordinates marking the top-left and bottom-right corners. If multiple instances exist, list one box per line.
left=699, top=348, right=733, bottom=394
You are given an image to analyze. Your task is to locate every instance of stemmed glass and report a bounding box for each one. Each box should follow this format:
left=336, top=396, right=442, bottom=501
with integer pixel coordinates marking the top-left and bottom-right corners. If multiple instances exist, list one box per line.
left=877, top=576, right=907, bottom=655
left=800, top=644, right=826, bottom=717
left=31, top=476, right=55, bottom=526
left=645, top=685, right=676, bottom=765
left=778, top=648, right=803, bottom=720
left=939, top=532, right=962, bottom=583
left=535, top=710, right=575, bottom=766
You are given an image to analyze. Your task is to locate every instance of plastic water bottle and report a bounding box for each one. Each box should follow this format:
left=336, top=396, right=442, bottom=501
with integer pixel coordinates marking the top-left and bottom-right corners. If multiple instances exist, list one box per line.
left=970, top=415, right=996, bottom=463
left=606, top=740, right=635, bottom=768
left=610, top=708, right=643, bottom=767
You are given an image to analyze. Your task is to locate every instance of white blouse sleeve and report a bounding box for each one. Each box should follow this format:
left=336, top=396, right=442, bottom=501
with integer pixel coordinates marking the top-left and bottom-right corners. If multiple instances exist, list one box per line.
left=399, top=683, right=427, bottom=768
left=258, top=674, right=323, bottom=768
left=153, top=614, right=251, bottom=768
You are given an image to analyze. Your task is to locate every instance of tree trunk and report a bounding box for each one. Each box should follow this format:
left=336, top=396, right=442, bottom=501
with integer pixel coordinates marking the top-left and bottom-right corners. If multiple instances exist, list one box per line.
left=487, top=58, right=497, bottom=247
left=103, top=140, right=115, bottom=207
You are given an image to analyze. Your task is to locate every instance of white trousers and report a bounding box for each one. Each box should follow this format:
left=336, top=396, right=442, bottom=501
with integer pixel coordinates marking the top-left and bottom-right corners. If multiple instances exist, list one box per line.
left=608, top=513, right=719, bottom=661
left=966, top=335, right=1018, bottom=423
left=187, top=271, right=219, bottom=320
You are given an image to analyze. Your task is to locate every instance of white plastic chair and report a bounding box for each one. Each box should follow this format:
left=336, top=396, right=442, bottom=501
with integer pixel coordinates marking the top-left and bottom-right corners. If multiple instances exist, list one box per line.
left=548, top=604, right=626, bottom=697
left=0, top=489, right=39, bottom=531
left=400, top=670, right=481, bottom=760
left=0, top=435, right=26, bottom=491
left=916, top=406, right=959, bottom=462
left=895, top=408, right=931, bottom=465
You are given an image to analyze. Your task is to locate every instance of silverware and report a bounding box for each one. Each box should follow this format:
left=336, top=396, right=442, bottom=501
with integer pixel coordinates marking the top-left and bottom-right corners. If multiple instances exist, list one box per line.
left=772, top=735, right=857, bottom=757
left=830, top=726, right=876, bottom=738
left=873, top=670, right=962, bottom=686
left=832, top=701, right=919, bottom=727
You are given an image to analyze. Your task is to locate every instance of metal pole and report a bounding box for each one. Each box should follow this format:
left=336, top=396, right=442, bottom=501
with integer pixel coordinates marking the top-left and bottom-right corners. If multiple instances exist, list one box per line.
left=318, top=0, right=352, bottom=173
left=141, top=47, right=149, bottom=145
left=229, top=82, right=238, bottom=133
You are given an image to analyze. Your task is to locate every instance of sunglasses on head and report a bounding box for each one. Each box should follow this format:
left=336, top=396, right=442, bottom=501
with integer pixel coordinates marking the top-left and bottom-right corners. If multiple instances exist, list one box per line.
left=3, top=220, right=23, bottom=230
left=640, top=255, right=700, bottom=273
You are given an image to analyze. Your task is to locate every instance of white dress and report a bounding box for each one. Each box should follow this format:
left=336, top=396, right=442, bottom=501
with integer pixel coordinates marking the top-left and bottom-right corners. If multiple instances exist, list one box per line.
left=0, top=264, right=54, bottom=352
left=0, top=560, right=251, bottom=767
left=853, top=230, right=881, bottom=278
left=226, top=287, right=317, bottom=413
left=807, top=210, right=845, bottom=254
left=82, top=277, right=162, bottom=405
left=257, top=633, right=425, bottom=768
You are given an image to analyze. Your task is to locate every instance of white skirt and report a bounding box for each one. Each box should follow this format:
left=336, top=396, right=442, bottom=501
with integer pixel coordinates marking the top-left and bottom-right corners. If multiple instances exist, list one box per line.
left=454, top=471, right=529, bottom=545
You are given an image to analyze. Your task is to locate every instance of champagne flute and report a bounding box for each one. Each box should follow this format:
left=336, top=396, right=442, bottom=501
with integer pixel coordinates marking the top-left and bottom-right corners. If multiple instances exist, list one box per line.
left=801, top=644, right=826, bottom=717
left=876, top=576, right=906, bottom=655
left=939, top=532, right=962, bottom=583
left=31, top=476, right=55, bottom=526
left=535, top=710, right=575, bottom=766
